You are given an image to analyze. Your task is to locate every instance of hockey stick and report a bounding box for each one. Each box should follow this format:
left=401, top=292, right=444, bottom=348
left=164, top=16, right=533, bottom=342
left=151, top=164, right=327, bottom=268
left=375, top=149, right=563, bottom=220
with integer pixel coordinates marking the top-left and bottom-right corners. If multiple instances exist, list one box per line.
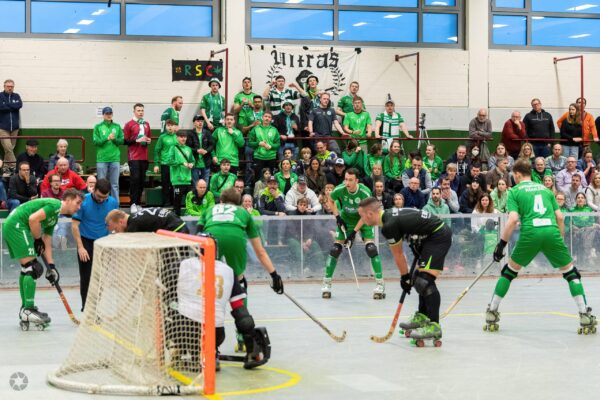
left=370, top=251, right=419, bottom=343
left=40, top=255, right=80, bottom=326
left=440, top=259, right=497, bottom=320
left=284, top=292, right=347, bottom=342
left=342, top=228, right=360, bottom=290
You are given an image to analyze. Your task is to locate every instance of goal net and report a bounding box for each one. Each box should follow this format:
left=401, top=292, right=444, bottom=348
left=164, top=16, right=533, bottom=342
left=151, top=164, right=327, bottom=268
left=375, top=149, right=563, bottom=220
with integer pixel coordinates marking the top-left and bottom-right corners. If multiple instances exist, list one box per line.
left=47, top=230, right=216, bottom=396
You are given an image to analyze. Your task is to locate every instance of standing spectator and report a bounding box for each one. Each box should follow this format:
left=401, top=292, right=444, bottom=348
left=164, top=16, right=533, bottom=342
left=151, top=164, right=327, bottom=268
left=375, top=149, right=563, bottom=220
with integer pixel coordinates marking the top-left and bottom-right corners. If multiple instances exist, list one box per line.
left=400, top=177, right=427, bottom=209
left=487, top=143, right=515, bottom=172
left=546, top=143, right=567, bottom=174
left=262, top=75, right=305, bottom=116
left=85, top=175, right=96, bottom=193
left=577, top=148, right=596, bottom=185
left=556, top=156, right=587, bottom=193
left=233, top=77, right=258, bottom=127
left=558, top=103, right=583, bottom=158
left=445, top=145, right=470, bottom=177
left=201, top=78, right=226, bottom=132
left=211, top=113, right=244, bottom=174
left=402, top=156, right=432, bottom=196
left=326, top=158, right=346, bottom=187
left=564, top=174, right=583, bottom=209
left=169, top=131, right=194, bottom=216
left=47, top=139, right=76, bottom=171
left=274, top=159, right=298, bottom=196
left=239, top=95, right=264, bottom=187
left=273, top=101, right=300, bottom=159
left=523, top=97, right=555, bottom=158
left=305, top=157, right=327, bottom=195
left=185, top=179, right=215, bottom=217
left=439, top=177, right=460, bottom=213
left=161, top=96, right=182, bottom=134
left=123, top=103, right=151, bottom=209
left=209, top=159, right=236, bottom=200
left=585, top=172, right=600, bottom=211
left=40, top=173, right=63, bottom=199
left=373, top=180, right=393, bottom=210
left=16, top=139, right=45, bottom=184
left=501, top=111, right=527, bottom=159
left=153, top=119, right=178, bottom=206
left=557, top=97, right=598, bottom=147
left=335, top=81, right=364, bottom=118
left=490, top=179, right=509, bottom=213
left=383, top=140, right=404, bottom=193
left=531, top=157, right=553, bottom=184
left=486, top=157, right=511, bottom=191
left=187, top=115, right=213, bottom=187
left=468, top=108, right=493, bottom=167
left=423, top=144, right=443, bottom=182
left=284, top=176, right=321, bottom=214
left=249, top=111, right=280, bottom=181
left=71, top=178, right=118, bottom=310
left=308, top=92, right=345, bottom=154
left=423, top=187, right=450, bottom=216
left=343, top=97, right=374, bottom=152
left=375, top=99, right=413, bottom=152
left=7, top=161, right=37, bottom=209
left=93, top=107, right=124, bottom=200
left=0, top=79, right=22, bottom=169
left=40, top=157, right=87, bottom=192
left=299, top=75, right=322, bottom=133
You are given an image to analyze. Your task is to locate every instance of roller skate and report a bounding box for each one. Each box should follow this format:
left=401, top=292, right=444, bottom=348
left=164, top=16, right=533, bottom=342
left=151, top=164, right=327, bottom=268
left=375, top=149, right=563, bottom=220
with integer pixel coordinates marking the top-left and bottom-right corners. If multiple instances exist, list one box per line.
left=399, top=312, right=429, bottom=338
left=373, top=279, right=386, bottom=300
left=321, top=278, right=332, bottom=299
left=578, top=307, right=598, bottom=335
left=234, top=332, right=246, bottom=353
left=409, top=321, right=442, bottom=347
left=483, top=304, right=500, bottom=332
left=19, top=307, right=51, bottom=331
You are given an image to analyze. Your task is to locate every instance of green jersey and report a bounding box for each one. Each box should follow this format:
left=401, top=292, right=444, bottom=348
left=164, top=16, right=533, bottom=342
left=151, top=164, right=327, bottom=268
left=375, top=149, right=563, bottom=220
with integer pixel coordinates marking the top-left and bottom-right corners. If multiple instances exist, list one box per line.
left=330, top=183, right=372, bottom=224
left=423, top=155, right=444, bottom=181
left=200, top=92, right=225, bottom=127
left=7, top=198, right=61, bottom=236
left=337, top=95, right=365, bottom=114
left=160, top=107, right=179, bottom=134
left=209, top=172, right=236, bottom=197
left=199, top=204, right=259, bottom=239
left=507, top=180, right=558, bottom=230
left=212, top=126, right=245, bottom=167
left=249, top=124, right=280, bottom=161
left=92, top=121, right=124, bottom=162
left=376, top=112, right=404, bottom=138
left=343, top=111, right=372, bottom=145
left=168, top=143, right=194, bottom=186
left=154, top=132, right=177, bottom=166
left=234, top=91, right=259, bottom=128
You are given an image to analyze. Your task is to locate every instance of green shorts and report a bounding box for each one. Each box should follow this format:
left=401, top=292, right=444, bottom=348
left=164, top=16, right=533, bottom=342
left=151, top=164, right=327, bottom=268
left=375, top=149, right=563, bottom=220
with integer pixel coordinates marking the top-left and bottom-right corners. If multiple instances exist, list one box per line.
left=205, top=226, right=248, bottom=277
left=510, top=227, right=573, bottom=268
left=335, top=223, right=375, bottom=242
left=2, top=222, right=36, bottom=260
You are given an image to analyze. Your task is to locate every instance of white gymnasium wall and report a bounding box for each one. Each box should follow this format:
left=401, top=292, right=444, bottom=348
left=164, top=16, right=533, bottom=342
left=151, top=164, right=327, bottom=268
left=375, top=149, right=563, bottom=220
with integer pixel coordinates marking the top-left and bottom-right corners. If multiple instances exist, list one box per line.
left=1, top=0, right=599, bottom=132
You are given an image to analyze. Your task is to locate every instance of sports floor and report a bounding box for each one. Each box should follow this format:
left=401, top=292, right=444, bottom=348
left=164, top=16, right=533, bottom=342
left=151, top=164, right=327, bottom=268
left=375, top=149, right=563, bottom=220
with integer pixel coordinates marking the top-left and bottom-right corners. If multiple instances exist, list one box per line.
left=1, top=275, right=599, bottom=400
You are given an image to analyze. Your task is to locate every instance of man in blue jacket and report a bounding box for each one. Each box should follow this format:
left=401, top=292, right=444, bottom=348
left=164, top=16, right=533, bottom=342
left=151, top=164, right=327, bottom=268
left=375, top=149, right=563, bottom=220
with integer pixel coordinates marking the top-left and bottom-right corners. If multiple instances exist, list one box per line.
left=0, top=79, right=23, bottom=170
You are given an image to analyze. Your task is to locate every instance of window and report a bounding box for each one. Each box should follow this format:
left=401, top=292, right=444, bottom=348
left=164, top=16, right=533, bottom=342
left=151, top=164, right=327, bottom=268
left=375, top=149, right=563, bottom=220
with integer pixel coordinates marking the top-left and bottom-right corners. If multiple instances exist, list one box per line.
left=248, top=0, right=463, bottom=47
left=1, top=0, right=218, bottom=40
left=492, top=0, right=600, bottom=49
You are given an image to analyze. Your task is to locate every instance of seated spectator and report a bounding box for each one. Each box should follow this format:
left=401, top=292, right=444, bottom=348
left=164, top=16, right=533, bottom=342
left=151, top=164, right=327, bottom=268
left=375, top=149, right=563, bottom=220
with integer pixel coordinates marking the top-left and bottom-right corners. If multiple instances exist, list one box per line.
left=258, top=176, right=286, bottom=216
left=40, top=157, right=86, bottom=193
left=253, top=168, right=271, bottom=202
left=341, top=140, right=365, bottom=175
left=490, top=178, right=509, bottom=213
left=468, top=145, right=486, bottom=171
left=185, top=179, right=215, bottom=217
left=314, top=140, right=334, bottom=169
left=543, top=175, right=557, bottom=195
left=459, top=176, right=483, bottom=213
left=585, top=172, right=600, bottom=211
left=445, top=145, right=470, bottom=177
left=16, top=139, right=46, bottom=184
left=364, top=142, right=383, bottom=177
left=486, top=157, right=511, bottom=191
left=209, top=158, right=236, bottom=200
left=326, top=158, right=346, bottom=187
left=0, top=176, right=10, bottom=210
left=319, top=183, right=336, bottom=215
left=517, top=142, right=535, bottom=164
left=293, top=197, right=311, bottom=215
left=40, top=173, right=64, bottom=199
left=423, top=187, right=450, bottom=216
left=501, top=111, right=527, bottom=159
left=48, top=139, right=76, bottom=171
left=7, top=161, right=37, bottom=209
left=488, top=143, right=514, bottom=172
left=468, top=108, right=492, bottom=167
left=400, top=177, right=427, bottom=209
left=275, top=159, right=298, bottom=195
left=305, top=157, right=327, bottom=195
left=545, top=143, right=567, bottom=174
left=285, top=176, right=321, bottom=214
left=363, top=163, right=385, bottom=193
left=564, top=173, right=583, bottom=209
left=273, top=100, right=300, bottom=159
left=296, top=147, right=312, bottom=176
left=383, top=140, right=404, bottom=193
left=556, top=191, right=569, bottom=212
left=577, top=148, right=596, bottom=185
left=233, top=178, right=245, bottom=196
left=439, top=177, right=460, bottom=213
left=436, top=163, right=460, bottom=193
left=281, top=148, right=300, bottom=175
left=401, top=155, right=432, bottom=195
left=403, top=149, right=421, bottom=171
left=85, top=175, right=96, bottom=193
left=571, top=192, right=598, bottom=261
left=391, top=193, right=404, bottom=211
left=423, top=144, right=443, bottom=182
left=372, top=180, right=393, bottom=210
left=458, top=162, right=487, bottom=197
left=558, top=103, right=584, bottom=158
left=556, top=156, right=587, bottom=193
left=471, top=193, right=498, bottom=233
left=572, top=192, right=595, bottom=226
left=531, top=157, right=553, bottom=184
left=242, top=194, right=260, bottom=218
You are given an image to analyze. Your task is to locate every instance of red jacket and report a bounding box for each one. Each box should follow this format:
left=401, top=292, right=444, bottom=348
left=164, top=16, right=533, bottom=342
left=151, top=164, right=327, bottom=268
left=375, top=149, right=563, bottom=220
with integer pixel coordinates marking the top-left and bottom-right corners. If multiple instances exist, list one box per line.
left=501, top=119, right=527, bottom=156
left=40, top=168, right=87, bottom=192
left=123, top=119, right=151, bottom=161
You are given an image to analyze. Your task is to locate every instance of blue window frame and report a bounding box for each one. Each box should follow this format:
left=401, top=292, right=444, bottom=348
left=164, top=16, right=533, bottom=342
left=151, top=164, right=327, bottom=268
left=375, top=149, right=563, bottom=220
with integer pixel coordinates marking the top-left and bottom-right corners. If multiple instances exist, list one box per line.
left=495, top=0, right=524, bottom=8
left=126, top=4, right=212, bottom=37
left=251, top=8, right=334, bottom=41
left=423, top=13, right=457, bottom=43
left=339, top=11, right=418, bottom=42
left=31, top=1, right=120, bottom=35
left=0, top=0, right=25, bottom=33
left=492, top=15, right=526, bottom=45
left=339, top=0, right=417, bottom=6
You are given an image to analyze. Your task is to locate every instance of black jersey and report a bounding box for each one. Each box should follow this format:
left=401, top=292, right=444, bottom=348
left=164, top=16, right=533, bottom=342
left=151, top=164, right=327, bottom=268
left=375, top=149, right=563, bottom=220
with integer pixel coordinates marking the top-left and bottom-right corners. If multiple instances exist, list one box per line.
left=381, top=208, right=445, bottom=246
left=126, top=207, right=188, bottom=233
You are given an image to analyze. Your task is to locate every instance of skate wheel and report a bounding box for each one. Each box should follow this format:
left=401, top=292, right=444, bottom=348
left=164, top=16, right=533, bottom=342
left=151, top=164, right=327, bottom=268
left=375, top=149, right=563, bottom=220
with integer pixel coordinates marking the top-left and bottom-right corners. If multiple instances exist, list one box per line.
left=592, top=327, right=597, bottom=334
left=578, top=328, right=583, bottom=335
left=434, top=340, right=442, bottom=348
left=20, top=321, right=29, bottom=331
left=583, top=327, right=590, bottom=335
left=234, top=343, right=246, bottom=353
left=415, top=339, right=425, bottom=348
left=322, top=293, right=331, bottom=299
left=483, top=325, right=488, bottom=331
left=404, top=330, right=412, bottom=338
left=37, top=324, right=45, bottom=331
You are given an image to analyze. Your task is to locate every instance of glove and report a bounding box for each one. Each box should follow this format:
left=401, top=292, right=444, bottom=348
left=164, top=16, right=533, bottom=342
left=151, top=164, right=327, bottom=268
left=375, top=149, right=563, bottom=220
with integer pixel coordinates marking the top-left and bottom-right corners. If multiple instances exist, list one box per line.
left=335, top=215, right=347, bottom=231
left=493, top=239, right=507, bottom=262
left=270, top=270, right=284, bottom=294
left=400, top=273, right=412, bottom=294
left=46, top=263, right=60, bottom=284
left=34, top=238, right=45, bottom=256
left=344, top=230, right=357, bottom=248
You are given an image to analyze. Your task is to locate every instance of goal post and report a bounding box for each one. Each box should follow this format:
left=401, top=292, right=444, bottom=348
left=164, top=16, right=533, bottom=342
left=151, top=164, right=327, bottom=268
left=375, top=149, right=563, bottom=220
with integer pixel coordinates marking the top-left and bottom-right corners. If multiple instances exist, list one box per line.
left=47, top=231, right=217, bottom=396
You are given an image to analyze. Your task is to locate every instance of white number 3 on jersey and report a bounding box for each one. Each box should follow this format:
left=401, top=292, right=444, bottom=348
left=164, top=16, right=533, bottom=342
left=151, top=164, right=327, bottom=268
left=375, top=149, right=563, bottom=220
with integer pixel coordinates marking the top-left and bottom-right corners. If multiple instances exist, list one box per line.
left=533, top=194, right=547, bottom=215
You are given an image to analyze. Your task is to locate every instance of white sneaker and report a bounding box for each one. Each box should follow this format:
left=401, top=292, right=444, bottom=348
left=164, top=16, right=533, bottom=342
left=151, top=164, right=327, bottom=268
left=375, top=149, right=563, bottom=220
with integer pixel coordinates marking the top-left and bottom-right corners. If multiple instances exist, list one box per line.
left=130, top=203, right=141, bottom=214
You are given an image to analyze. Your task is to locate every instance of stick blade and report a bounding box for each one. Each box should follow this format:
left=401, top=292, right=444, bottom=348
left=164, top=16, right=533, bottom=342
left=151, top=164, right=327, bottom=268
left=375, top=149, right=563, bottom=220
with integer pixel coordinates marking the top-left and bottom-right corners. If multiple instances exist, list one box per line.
left=332, top=330, right=347, bottom=342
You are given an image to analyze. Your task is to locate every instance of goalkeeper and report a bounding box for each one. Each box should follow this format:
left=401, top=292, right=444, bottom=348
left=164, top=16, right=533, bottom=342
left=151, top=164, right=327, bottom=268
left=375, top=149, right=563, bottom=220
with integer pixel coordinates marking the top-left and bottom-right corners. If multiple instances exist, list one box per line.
left=2, top=189, right=84, bottom=328
left=105, top=207, right=189, bottom=234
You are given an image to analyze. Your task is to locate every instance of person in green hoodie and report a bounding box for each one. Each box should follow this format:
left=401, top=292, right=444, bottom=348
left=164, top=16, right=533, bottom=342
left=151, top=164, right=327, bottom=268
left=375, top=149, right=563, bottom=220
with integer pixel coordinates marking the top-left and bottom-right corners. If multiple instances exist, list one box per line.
left=169, top=130, right=194, bottom=216
left=364, top=142, right=384, bottom=177
left=274, top=159, right=298, bottom=195
left=93, top=106, right=124, bottom=201
left=249, top=111, right=280, bottom=182
left=211, top=113, right=245, bottom=174
left=423, top=187, right=451, bottom=226
left=210, top=158, right=236, bottom=200
left=341, top=140, right=364, bottom=175
left=200, top=78, right=226, bottom=132
left=153, top=119, right=178, bottom=206
left=185, top=179, right=215, bottom=217
left=383, top=139, right=404, bottom=193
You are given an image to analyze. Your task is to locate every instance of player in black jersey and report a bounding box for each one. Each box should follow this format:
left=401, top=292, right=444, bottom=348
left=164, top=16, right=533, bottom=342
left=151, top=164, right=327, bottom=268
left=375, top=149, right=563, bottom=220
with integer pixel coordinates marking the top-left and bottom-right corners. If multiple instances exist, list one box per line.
left=358, top=197, right=452, bottom=341
left=105, top=207, right=189, bottom=234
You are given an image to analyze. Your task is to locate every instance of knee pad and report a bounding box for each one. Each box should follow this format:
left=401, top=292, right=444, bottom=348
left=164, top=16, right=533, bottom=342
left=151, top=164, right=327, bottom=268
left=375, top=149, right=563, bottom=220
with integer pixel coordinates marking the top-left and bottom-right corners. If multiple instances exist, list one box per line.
left=21, top=260, right=43, bottom=279
left=365, top=242, right=379, bottom=258
left=329, top=243, right=343, bottom=259
left=501, top=264, right=519, bottom=282
left=414, top=271, right=438, bottom=297
left=231, top=306, right=255, bottom=335
left=563, top=267, right=581, bottom=282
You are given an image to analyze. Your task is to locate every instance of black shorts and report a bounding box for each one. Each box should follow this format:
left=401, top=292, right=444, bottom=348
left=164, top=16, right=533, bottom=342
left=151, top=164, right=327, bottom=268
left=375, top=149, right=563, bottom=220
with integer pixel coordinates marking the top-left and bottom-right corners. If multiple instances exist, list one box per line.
left=418, top=225, right=452, bottom=271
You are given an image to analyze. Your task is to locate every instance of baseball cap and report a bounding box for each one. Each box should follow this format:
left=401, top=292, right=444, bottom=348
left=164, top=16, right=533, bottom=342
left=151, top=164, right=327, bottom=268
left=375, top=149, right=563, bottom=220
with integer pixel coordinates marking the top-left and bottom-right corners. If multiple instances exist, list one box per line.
left=385, top=99, right=395, bottom=105
left=335, top=158, right=345, bottom=166
left=282, top=100, right=294, bottom=107
left=297, top=175, right=307, bottom=184
left=26, top=139, right=39, bottom=146
left=209, top=78, right=222, bottom=88
left=192, top=114, right=205, bottom=122
left=472, top=176, right=481, bottom=184
left=267, top=176, right=277, bottom=183
left=102, top=106, right=113, bottom=114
